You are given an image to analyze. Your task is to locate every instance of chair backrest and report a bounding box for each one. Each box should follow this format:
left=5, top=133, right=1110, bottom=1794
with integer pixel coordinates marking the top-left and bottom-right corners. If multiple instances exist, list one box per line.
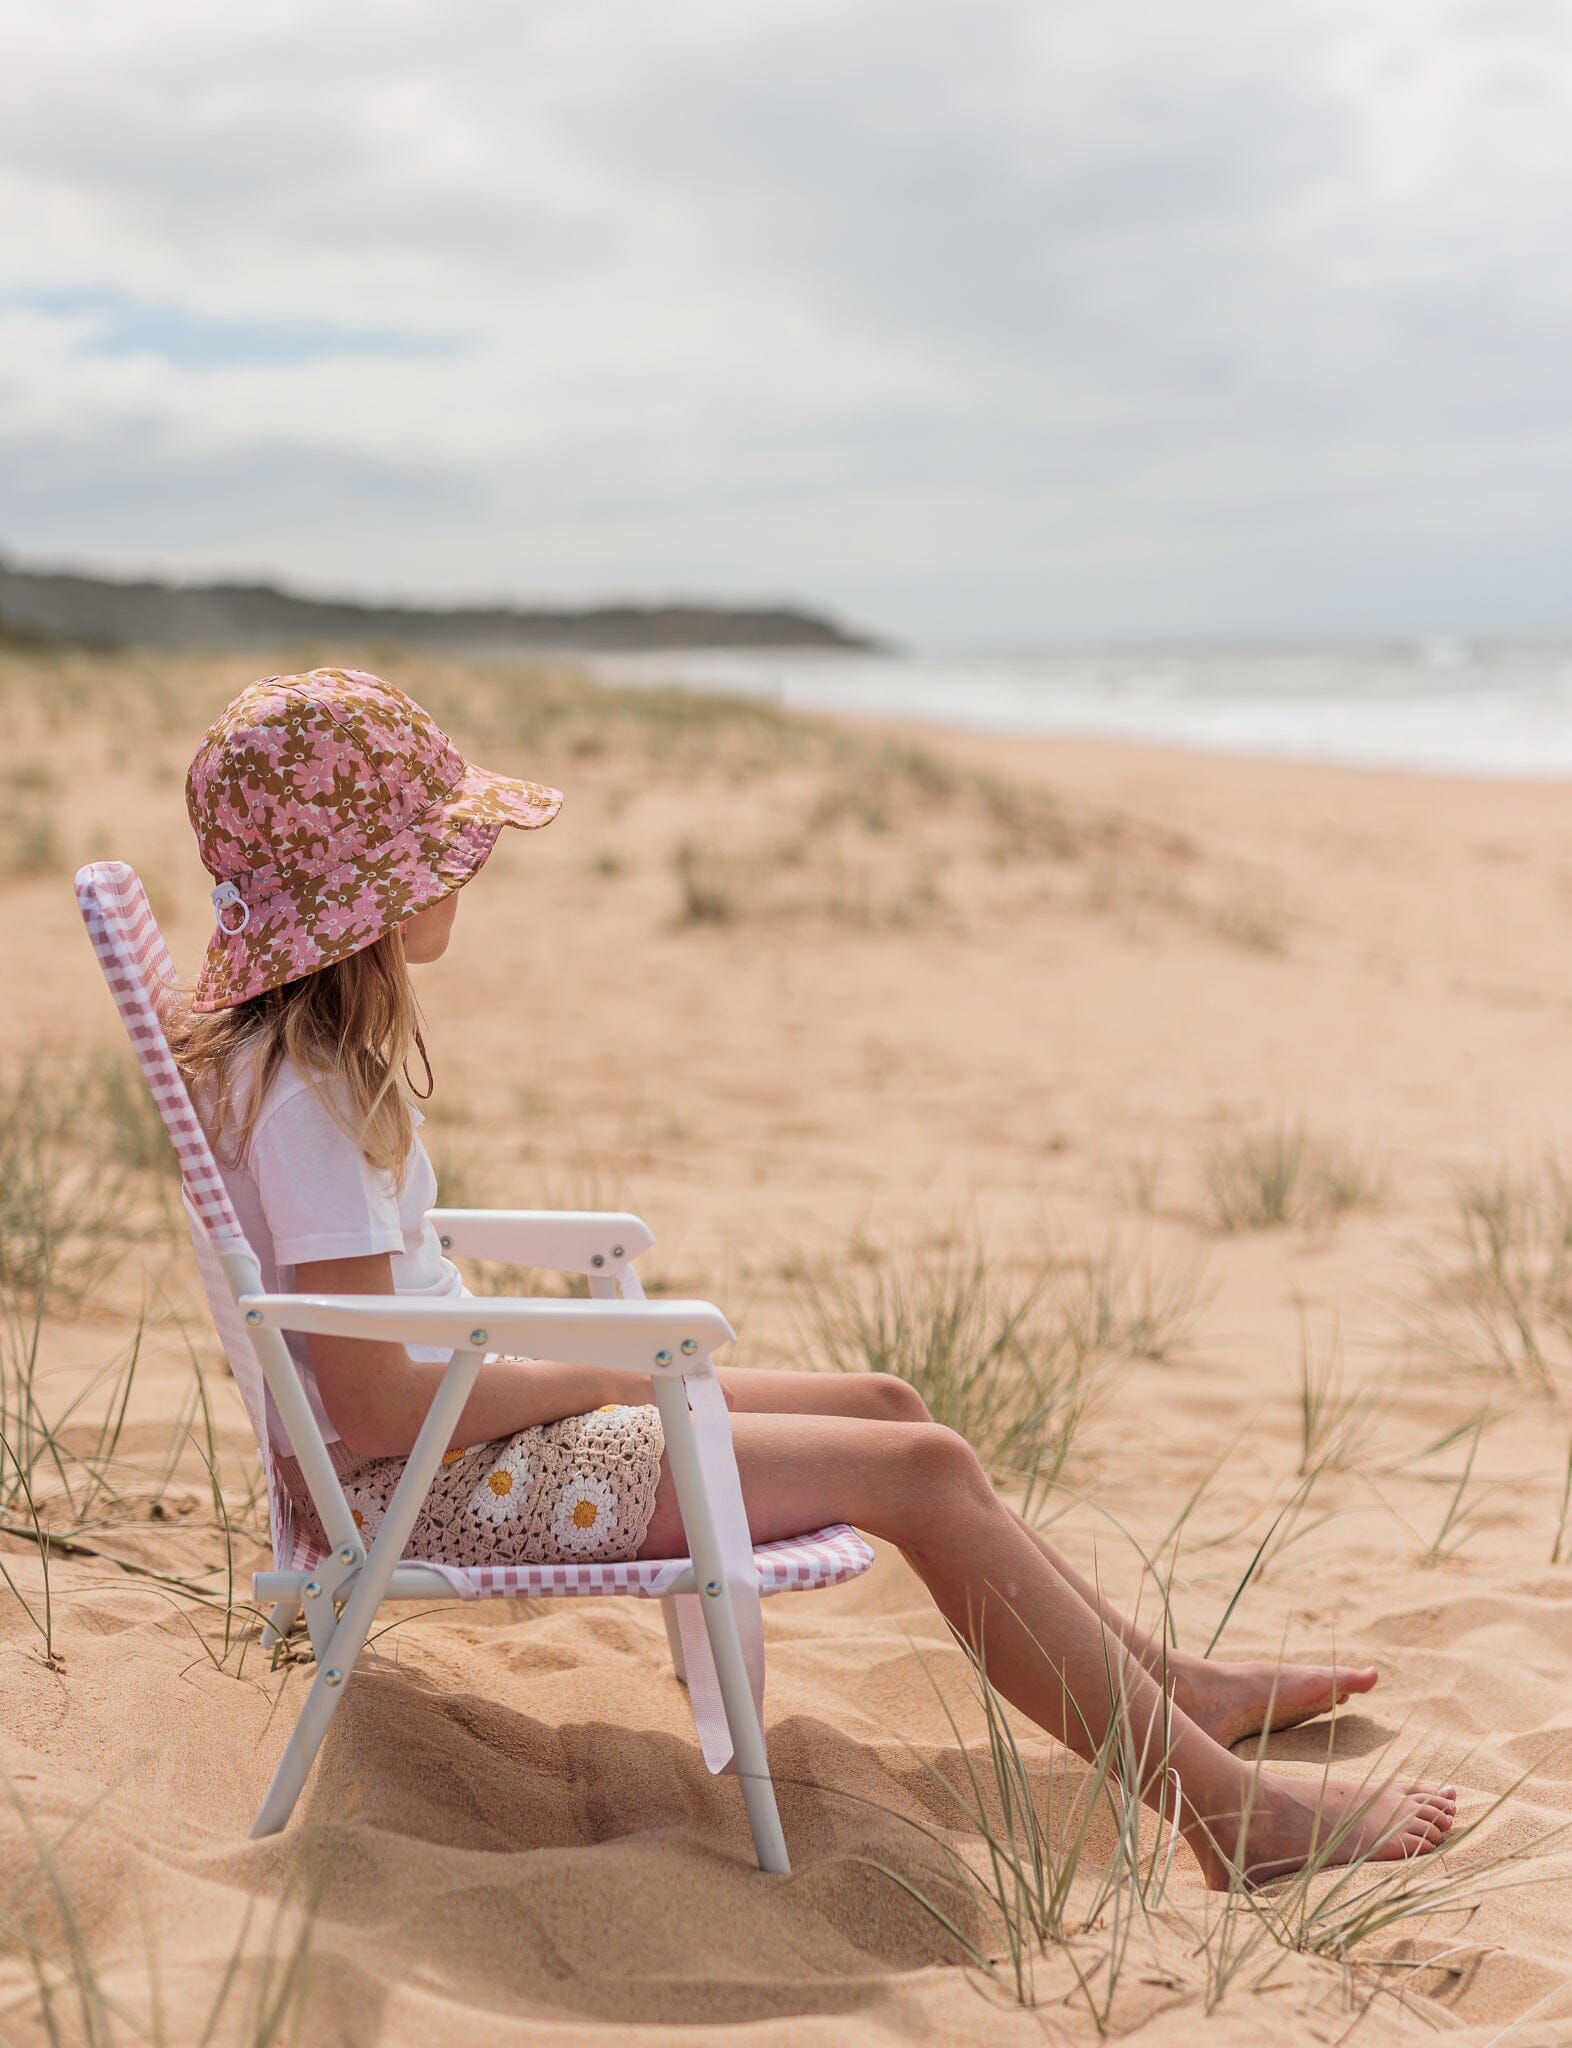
left=74, top=862, right=278, bottom=1469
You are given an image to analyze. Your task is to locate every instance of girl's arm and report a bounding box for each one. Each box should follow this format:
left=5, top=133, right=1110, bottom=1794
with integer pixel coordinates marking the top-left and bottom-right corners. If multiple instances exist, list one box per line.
left=294, top=1252, right=652, bottom=1458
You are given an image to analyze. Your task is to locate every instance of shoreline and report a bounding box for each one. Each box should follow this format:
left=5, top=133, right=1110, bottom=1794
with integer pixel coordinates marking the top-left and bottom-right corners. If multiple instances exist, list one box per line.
left=584, top=642, right=1572, bottom=784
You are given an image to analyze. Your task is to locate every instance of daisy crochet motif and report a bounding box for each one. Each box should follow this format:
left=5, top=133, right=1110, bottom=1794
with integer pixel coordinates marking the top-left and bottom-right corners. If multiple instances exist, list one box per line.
left=472, top=1444, right=533, bottom=1524
left=581, top=1403, right=635, bottom=1432
left=552, top=1474, right=622, bottom=1554
left=345, top=1493, right=384, bottom=1543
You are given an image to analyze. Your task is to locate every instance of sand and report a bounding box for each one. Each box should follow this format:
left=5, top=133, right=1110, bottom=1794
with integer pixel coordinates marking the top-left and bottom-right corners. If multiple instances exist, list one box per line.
left=3, top=648, right=1572, bottom=2043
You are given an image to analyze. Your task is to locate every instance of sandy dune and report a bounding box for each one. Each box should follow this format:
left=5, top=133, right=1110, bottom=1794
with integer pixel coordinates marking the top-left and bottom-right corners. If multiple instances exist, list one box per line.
left=3, top=648, right=1571, bottom=2043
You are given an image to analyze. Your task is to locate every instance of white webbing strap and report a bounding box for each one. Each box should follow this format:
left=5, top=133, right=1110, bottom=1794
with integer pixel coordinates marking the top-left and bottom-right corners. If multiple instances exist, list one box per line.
left=672, top=1373, right=765, bottom=1773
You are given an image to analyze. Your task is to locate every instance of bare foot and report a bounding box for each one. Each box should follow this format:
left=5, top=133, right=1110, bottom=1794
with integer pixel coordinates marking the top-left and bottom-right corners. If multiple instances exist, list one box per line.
left=1187, top=1773, right=1457, bottom=1890
left=1173, top=1657, right=1378, bottom=1751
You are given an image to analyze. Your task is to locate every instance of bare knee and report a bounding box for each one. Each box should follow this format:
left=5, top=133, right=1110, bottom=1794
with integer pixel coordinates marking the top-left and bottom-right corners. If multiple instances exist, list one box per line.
left=858, top=1372, right=932, bottom=1423
left=897, top=1420, right=991, bottom=1508
left=853, top=1419, right=993, bottom=1555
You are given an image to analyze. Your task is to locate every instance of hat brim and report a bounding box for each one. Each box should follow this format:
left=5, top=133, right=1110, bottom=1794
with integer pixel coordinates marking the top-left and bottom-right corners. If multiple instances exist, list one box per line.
left=190, top=764, right=563, bottom=1011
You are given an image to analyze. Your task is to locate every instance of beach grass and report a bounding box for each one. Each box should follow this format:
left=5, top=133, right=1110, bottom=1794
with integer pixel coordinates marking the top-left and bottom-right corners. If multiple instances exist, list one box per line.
left=797, top=1234, right=1201, bottom=1517
left=0, top=1053, right=152, bottom=1308
left=1201, top=1124, right=1382, bottom=1234
left=1293, top=1314, right=1386, bottom=1476
left=858, top=1608, right=1552, bottom=2026
left=0, top=1778, right=330, bottom=2047
left=851, top=1621, right=1182, bottom=2018
left=1414, top=1159, right=1572, bottom=1390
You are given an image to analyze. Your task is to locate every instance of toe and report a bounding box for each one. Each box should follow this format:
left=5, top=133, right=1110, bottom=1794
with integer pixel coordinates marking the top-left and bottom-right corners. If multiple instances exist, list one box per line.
left=1404, top=1782, right=1457, bottom=1810
left=1398, top=1815, right=1445, bottom=1852
left=1376, top=1830, right=1424, bottom=1860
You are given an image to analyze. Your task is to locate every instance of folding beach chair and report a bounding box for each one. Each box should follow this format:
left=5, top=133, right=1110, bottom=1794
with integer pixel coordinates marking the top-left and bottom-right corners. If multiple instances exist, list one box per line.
left=75, top=861, right=873, bottom=1874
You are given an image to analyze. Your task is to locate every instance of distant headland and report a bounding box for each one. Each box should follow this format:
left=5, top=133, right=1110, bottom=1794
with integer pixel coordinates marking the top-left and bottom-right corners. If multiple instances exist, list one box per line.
left=0, top=555, right=886, bottom=655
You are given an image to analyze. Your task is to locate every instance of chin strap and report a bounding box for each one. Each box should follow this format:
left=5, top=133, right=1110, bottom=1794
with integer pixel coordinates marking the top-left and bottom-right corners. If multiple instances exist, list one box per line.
left=403, top=1025, right=434, bottom=1100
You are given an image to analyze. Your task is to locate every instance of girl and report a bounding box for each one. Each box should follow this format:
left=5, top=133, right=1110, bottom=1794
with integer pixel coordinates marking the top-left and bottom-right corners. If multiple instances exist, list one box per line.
left=174, top=668, right=1455, bottom=1888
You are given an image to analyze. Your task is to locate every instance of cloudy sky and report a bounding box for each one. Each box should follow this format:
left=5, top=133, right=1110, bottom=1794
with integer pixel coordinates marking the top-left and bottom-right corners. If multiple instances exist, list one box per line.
left=2, top=0, right=1569, bottom=643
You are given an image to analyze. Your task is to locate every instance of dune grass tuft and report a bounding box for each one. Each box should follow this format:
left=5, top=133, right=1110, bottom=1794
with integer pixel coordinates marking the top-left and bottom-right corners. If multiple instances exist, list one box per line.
left=1415, top=1159, right=1572, bottom=1390
left=0, top=1054, right=151, bottom=1307
left=0, top=1261, right=270, bottom=1674
left=1208, top=890, right=1289, bottom=956
left=1416, top=1410, right=1498, bottom=1567
left=859, top=1610, right=1553, bottom=2022
left=85, top=1046, right=184, bottom=1179
left=854, top=1622, right=1183, bottom=2019
left=1202, top=1123, right=1382, bottom=1234
left=1294, top=1314, right=1386, bottom=1477
left=797, top=1235, right=1201, bottom=1516
left=671, top=839, right=738, bottom=924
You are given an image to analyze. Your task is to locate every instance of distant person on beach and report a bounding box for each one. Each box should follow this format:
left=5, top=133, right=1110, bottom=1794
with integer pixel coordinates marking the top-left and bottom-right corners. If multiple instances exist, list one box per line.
left=170, top=667, right=1456, bottom=1888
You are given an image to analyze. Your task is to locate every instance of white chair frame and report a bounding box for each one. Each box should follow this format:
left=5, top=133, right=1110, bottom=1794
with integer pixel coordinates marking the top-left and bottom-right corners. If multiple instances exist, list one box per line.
left=76, top=860, right=874, bottom=1874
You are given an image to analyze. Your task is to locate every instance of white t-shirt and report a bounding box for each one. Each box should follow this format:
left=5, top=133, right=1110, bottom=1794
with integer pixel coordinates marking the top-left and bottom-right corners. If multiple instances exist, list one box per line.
left=213, top=1054, right=467, bottom=1453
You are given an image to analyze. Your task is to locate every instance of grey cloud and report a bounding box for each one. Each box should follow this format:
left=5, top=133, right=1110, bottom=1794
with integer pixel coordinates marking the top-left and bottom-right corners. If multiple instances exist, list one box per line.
left=0, top=0, right=1569, bottom=637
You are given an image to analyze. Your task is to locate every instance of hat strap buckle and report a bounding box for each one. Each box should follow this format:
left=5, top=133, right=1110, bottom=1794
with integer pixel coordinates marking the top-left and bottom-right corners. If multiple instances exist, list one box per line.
left=211, top=882, right=251, bottom=934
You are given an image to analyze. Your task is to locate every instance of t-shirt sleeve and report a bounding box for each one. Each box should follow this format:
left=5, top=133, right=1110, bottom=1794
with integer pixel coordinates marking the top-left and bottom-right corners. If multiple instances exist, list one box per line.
left=247, top=1078, right=405, bottom=1267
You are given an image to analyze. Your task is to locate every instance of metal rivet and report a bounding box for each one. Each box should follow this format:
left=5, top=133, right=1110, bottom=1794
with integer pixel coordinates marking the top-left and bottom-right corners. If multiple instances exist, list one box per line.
left=439, top=1234, right=453, bottom=1251
left=337, top=1545, right=360, bottom=1568
left=611, top=1244, right=625, bottom=1259
left=323, top=1668, right=344, bottom=1688
left=654, top=1348, right=672, bottom=1367
left=303, top=1580, right=322, bottom=1600
left=245, top=1309, right=262, bottom=1325
left=591, top=1253, right=605, bottom=1269
left=680, top=1338, right=698, bottom=1356
left=469, top=1328, right=487, bottom=1347
left=704, top=1579, right=722, bottom=1597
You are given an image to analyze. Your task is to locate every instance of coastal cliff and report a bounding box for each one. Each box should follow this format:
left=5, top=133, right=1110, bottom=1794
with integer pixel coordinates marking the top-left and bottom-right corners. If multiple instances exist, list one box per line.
left=0, top=557, right=883, bottom=655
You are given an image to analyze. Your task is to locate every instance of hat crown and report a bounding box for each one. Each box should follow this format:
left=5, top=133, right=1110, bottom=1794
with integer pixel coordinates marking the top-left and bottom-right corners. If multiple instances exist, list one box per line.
left=185, top=668, right=466, bottom=885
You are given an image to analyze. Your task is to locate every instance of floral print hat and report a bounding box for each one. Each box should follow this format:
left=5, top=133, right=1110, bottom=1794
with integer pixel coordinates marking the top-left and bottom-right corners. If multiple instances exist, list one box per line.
left=186, top=667, right=562, bottom=1011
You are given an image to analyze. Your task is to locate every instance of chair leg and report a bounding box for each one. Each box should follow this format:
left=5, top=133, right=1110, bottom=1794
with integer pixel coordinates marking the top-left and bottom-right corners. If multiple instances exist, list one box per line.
left=249, top=1644, right=360, bottom=1838
left=252, top=1347, right=489, bottom=1838
left=251, top=1553, right=405, bottom=1835
left=660, top=1596, right=688, bottom=1685
left=693, top=1580, right=790, bottom=1875
left=260, top=1598, right=300, bottom=1653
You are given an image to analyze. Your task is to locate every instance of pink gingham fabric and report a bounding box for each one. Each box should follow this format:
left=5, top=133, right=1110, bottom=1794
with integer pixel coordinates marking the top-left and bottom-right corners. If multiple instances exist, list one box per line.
left=75, top=862, right=247, bottom=1246
left=286, top=1520, right=874, bottom=1598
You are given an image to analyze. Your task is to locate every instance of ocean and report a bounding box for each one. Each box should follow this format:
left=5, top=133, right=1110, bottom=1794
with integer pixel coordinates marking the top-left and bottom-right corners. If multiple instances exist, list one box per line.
left=590, top=640, right=1572, bottom=778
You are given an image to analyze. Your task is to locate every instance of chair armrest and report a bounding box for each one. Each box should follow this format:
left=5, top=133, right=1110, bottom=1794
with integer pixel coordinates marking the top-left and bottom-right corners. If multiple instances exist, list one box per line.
left=428, top=1208, right=654, bottom=1272
left=238, top=1291, right=731, bottom=1376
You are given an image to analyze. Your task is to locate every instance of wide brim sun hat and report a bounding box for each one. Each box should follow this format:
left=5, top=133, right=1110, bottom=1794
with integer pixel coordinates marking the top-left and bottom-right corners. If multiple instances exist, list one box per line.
left=186, top=667, right=563, bottom=1011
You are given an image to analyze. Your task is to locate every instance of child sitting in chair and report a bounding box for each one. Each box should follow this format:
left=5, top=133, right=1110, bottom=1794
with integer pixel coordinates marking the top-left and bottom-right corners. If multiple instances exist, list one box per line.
left=171, top=667, right=1455, bottom=1887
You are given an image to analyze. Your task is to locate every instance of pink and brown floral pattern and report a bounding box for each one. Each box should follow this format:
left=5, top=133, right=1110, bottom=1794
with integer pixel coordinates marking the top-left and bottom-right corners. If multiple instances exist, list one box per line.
left=185, top=667, right=562, bottom=1010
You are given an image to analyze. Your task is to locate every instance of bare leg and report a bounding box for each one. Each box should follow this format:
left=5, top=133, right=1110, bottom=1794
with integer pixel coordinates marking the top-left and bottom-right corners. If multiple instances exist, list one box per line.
left=717, top=1368, right=1377, bottom=1749
left=640, top=1407, right=1456, bottom=1887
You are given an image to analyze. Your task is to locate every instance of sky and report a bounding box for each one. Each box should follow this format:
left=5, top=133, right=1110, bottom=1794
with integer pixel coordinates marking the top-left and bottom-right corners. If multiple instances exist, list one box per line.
left=2, top=0, right=1570, bottom=645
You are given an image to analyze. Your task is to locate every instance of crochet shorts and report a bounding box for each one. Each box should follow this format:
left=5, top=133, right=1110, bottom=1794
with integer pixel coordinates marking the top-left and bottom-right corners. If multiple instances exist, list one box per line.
left=282, top=1402, right=667, bottom=1568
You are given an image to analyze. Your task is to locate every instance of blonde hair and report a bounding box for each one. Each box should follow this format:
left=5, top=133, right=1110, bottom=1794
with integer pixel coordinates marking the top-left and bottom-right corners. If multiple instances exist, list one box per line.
left=170, top=934, right=429, bottom=1187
